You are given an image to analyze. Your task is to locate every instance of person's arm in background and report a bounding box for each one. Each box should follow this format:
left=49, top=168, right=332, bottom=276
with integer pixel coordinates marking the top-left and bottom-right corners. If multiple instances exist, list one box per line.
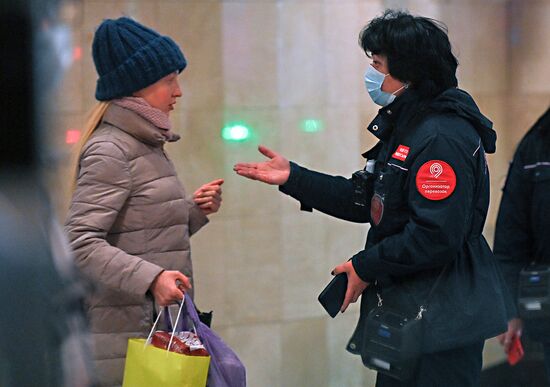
left=494, top=137, right=533, bottom=353
left=65, top=141, right=190, bottom=306
left=234, top=145, right=371, bottom=223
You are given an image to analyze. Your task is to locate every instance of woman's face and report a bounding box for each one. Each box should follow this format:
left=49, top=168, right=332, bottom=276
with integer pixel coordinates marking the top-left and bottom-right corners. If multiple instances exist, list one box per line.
left=134, top=72, right=182, bottom=114
left=371, top=54, right=407, bottom=96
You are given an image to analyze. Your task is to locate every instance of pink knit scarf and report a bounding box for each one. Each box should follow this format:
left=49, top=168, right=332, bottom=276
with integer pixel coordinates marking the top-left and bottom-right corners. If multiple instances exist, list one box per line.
left=112, top=97, right=180, bottom=142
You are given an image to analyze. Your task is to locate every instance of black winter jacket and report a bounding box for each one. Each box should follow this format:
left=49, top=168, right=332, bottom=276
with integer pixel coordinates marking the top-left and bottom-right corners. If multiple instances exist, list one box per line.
left=280, top=88, right=508, bottom=353
left=494, top=107, right=550, bottom=339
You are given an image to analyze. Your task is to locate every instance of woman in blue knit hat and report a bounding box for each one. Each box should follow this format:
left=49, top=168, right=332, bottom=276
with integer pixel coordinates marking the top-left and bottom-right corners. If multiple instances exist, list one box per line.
left=65, top=17, right=224, bottom=386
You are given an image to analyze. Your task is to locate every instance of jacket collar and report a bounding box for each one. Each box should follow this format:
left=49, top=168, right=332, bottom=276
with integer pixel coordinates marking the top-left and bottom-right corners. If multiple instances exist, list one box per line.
left=366, top=89, right=418, bottom=141
left=102, top=104, right=179, bottom=147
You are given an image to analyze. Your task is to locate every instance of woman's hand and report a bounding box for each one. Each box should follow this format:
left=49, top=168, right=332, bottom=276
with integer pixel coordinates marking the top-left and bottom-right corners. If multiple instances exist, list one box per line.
left=233, top=145, right=291, bottom=185
left=332, top=261, right=369, bottom=313
left=498, top=318, right=523, bottom=353
left=194, top=178, right=224, bottom=215
left=149, top=270, right=191, bottom=306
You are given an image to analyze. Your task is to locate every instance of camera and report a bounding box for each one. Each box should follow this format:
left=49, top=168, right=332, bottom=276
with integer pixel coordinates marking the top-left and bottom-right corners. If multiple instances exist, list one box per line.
left=352, top=160, right=376, bottom=206
left=518, top=264, right=550, bottom=320
left=361, top=307, right=422, bottom=381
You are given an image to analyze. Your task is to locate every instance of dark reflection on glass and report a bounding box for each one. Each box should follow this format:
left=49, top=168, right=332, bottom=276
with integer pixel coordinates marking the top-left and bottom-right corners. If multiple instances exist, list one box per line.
left=0, top=1, right=94, bottom=386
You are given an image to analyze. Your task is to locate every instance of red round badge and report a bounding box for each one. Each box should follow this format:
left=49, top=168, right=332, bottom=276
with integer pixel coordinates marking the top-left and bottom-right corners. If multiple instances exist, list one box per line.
left=415, top=160, right=456, bottom=200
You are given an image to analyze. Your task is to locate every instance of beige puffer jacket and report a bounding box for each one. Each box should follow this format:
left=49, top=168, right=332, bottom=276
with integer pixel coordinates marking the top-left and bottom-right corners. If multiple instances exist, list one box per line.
left=65, top=104, right=208, bottom=387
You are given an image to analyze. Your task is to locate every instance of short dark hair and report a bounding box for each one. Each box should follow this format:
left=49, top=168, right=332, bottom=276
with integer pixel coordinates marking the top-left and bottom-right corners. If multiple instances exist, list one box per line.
left=359, top=9, right=458, bottom=99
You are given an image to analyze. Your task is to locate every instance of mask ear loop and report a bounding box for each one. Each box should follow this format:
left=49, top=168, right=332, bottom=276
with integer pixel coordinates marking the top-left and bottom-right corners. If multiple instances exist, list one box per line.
left=381, top=69, right=409, bottom=95
left=391, top=82, right=409, bottom=96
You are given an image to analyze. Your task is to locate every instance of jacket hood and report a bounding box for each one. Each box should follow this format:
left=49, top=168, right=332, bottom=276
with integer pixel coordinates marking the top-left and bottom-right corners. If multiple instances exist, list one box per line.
left=427, top=88, right=497, bottom=153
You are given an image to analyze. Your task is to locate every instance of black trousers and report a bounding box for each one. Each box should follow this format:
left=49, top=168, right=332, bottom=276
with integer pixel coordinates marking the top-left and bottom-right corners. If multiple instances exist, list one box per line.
left=375, top=341, right=484, bottom=387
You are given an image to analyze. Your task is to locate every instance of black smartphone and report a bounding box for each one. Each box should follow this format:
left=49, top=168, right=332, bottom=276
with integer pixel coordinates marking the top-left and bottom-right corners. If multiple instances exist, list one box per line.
left=318, top=273, right=348, bottom=318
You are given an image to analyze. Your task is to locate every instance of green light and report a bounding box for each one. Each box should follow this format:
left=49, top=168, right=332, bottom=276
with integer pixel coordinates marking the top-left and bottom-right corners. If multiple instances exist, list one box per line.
left=301, top=119, right=324, bottom=133
left=221, top=124, right=251, bottom=142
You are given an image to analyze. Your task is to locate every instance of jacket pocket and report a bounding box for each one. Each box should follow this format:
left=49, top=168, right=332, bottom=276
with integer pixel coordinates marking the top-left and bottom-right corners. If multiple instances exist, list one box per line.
left=370, top=163, right=409, bottom=232
left=529, top=164, right=550, bottom=183
left=529, top=164, right=550, bottom=206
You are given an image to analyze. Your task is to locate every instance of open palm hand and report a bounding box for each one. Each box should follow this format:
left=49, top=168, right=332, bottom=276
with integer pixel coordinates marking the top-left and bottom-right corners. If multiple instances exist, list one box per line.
left=233, top=145, right=290, bottom=185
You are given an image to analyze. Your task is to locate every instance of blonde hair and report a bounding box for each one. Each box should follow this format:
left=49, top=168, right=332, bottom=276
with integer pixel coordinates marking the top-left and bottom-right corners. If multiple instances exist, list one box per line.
left=70, top=101, right=111, bottom=191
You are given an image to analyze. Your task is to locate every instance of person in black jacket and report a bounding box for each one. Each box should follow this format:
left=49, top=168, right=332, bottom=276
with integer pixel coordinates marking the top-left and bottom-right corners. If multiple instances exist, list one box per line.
left=234, top=10, right=508, bottom=386
left=494, top=107, right=550, bottom=383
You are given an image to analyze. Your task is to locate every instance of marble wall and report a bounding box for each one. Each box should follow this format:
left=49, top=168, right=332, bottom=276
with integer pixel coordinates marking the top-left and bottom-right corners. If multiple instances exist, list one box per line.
left=46, top=0, right=550, bottom=386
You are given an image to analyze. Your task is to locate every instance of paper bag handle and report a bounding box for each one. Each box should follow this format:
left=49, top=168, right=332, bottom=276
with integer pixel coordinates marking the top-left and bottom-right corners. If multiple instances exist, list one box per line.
left=144, top=295, right=186, bottom=352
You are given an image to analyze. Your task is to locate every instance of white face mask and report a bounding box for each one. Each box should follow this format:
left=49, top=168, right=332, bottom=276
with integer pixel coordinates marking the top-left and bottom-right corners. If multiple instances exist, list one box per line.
left=364, top=65, right=407, bottom=107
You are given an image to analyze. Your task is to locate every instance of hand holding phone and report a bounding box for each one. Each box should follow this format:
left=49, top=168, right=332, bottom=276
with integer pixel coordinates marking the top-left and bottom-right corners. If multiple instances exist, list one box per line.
left=318, top=273, right=348, bottom=318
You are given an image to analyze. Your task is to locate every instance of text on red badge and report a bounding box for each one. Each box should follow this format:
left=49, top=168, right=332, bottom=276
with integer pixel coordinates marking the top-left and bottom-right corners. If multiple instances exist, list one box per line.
left=415, top=160, right=456, bottom=200
left=392, top=145, right=410, bottom=161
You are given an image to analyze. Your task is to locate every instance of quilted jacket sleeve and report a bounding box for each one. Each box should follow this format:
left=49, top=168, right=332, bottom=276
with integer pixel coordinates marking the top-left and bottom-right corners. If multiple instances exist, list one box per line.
left=65, top=141, right=163, bottom=296
left=185, top=197, right=209, bottom=236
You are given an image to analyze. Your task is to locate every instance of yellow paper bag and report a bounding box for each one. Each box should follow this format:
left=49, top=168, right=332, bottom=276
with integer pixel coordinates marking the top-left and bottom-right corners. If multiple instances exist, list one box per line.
left=122, top=338, right=210, bottom=387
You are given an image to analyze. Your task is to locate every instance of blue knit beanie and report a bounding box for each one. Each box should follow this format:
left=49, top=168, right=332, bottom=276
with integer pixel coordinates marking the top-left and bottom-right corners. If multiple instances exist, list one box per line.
left=92, top=17, right=187, bottom=101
